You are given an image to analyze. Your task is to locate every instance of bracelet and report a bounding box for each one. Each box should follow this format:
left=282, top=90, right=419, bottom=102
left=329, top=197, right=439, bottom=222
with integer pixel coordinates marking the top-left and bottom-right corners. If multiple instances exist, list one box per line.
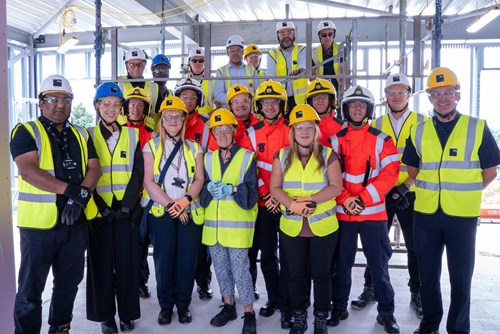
left=184, top=194, right=193, bottom=203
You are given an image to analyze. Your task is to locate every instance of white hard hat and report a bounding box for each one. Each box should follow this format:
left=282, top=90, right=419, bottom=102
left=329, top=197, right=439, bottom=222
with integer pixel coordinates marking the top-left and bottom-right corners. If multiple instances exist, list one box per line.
left=226, top=35, right=244, bottom=48
left=317, top=20, right=336, bottom=34
left=39, top=74, right=73, bottom=97
left=276, top=21, right=295, bottom=32
left=188, top=46, right=205, bottom=59
left=385, top=73, right=411, bottom=91
left=124, top=48, right=147, bottom=62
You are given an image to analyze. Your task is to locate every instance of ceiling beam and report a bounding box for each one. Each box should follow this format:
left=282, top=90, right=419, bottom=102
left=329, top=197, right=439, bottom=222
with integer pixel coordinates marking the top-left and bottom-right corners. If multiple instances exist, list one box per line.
left=296, top=0, right=396, bottom=16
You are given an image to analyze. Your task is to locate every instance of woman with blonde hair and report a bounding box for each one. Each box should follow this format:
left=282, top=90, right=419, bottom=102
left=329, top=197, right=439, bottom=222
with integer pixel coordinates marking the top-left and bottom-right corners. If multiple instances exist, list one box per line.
left=270, top=104, right=343, bottom=334
left=142, top=96, right=205, bottom=326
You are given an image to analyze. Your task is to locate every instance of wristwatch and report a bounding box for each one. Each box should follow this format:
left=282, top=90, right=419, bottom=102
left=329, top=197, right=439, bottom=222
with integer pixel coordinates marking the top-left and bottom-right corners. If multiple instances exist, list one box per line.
left=184, top=194, right=193, bottom=203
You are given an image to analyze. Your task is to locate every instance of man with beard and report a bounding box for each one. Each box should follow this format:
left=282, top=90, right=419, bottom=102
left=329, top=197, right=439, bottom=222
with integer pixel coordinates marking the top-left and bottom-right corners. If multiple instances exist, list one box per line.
left=267, top=21, right=308, bottom=114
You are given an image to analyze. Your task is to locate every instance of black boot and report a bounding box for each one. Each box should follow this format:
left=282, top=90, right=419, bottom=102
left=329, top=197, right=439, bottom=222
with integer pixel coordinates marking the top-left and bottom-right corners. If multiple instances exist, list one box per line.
left=313, top=310, right=328, bottom=334
left=241, top=311, right=257, bottom=334
left=289, top=310, right=308, bottom=334
left=350, top=286, right=375, bottom=310
left=410, top=292, right=423, bottom=319
left=210, top=302, right=237, bottom=327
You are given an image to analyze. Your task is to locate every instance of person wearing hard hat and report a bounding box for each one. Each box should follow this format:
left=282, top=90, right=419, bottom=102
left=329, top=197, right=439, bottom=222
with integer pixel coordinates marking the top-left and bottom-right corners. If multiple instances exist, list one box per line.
left=200, top=108, right=258, bottom=334
left=402, top=67, right=500, bottom=334
left=151, top=54, right=173, bottom=102
left=270, top=104, right=343, bottom=334
left=86, top=82, right=143, bottom=333
left=118, top=48, right=161, bottom=123
left=244, top=44, right=266, bottom=86
left=214, top=35, right=257, bottom=108
left=312, top=20, right=345, bottom=96
left=305, top=78, right=344, bottom=147
left=187, top=46, right=216, bottom=114
left=142, top=96, right=205, bottom=327
left=267, top=21, right=308, bottom=114
left=348, top=74, right=427, bottom=318
left=329, top=86, right=401, bottom=333
left=10, top=74, right=100, bottom=334
left=246, top=79, right=293, bottom=329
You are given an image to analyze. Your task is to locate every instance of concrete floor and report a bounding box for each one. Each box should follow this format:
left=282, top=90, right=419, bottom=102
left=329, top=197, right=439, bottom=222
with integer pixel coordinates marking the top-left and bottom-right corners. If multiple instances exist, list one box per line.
left=39, top=222, right=500, bottom=334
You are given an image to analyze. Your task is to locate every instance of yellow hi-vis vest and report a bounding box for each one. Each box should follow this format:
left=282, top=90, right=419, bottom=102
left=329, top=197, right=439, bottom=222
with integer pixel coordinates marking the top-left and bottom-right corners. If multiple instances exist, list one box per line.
left=372, top=111, right=427, bottom=187
left=140, top=138, right=205, bottom=225
left=14, top=120, right=98, bottom=228
left=312, top=43, right=340, bottom=76
left=118, top=78, right=159, bottom=129
left=89, top=125, right=139, bottom=209
left=410, top=115, right=485, bottom=217
left=278, top=147, right=339, bottom=237
left=269, top=44, right=308, bottom=105
left=218, top=64, right=256, bottom=93
left=203, top=148, right=257, bottom=248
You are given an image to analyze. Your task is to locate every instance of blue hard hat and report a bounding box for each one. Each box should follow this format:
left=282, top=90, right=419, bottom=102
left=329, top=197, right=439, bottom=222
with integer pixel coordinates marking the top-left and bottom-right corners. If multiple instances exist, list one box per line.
left=152, top=54, right=171, bottom=68
left=94, top=82, right=124, bottom=104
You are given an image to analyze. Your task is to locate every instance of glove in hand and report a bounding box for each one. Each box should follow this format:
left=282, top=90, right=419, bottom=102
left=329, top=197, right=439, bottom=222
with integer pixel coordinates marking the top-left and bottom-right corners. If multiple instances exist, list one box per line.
left=387, top=184, right=410, bottom=210
left=167, top=197, right=190, bottom=218
left=343, top=196, right=365, bottom=215
left=288, top=200, right=316, bottom=217
left=100, top=206, right=116, bottom=222
left=213, top=184, right=233, bottom=199
left=115, top=206, right=131, bottom=220
left=207, top=181, right=222, bottom=196
left=61, top=199, right=83, bottom=225
left=265, top=195, right=281, bottom=214
left=64, top=184, right=91, bottom=207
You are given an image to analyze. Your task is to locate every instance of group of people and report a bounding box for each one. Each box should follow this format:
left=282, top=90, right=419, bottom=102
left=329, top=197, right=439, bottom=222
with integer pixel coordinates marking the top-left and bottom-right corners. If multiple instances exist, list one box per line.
left=10, top=18, right=500, bottom=334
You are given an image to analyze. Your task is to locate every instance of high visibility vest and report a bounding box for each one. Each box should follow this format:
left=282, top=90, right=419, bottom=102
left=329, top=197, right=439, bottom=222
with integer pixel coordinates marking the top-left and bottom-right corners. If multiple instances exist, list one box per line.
left=88, top=125, right=139, bottom=210
left=312, top=43, right=340, bottom=76
left=268, top=44, right=308, bottom=105
left=140, top=138, right=204, bottom=225
left=14, top=120, right=98, bottom=228
left=372, top=111, right=427, bottom=187
left=203, top=148, right=257, bottom=248
left=278, top=147, right=339, bottom=237
left=217, top=64, right=256, bottom=93
left=410, top=115, right=484, bottom=217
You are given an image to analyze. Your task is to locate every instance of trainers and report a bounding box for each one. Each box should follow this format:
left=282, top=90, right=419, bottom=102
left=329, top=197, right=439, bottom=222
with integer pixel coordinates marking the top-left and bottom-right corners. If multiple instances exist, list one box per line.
left=327, top=309, right=348, bottom=327
left=413, top=325, right=440, bottom=334
left=290, top=310, right=308, bottom=334
left=351, top=286, right=375, bottom=310
left=313, top=310, right=328, bottom=334
left=410, top=293, right=423, bottom=319
left=280, top=310, right=293, bottom=329
left=210, top=302, right=237, bottom=327
left=241, top=311, right=257, bottom=334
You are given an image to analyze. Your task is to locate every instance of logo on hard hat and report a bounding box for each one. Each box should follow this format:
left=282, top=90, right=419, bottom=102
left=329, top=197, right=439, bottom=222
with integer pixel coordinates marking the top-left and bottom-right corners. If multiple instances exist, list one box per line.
left=282, top=22, right=288, bottom=27
left=264, top=85, right=279, bottom=95
left=53, top=79, right=62, bottom=87
left=355, top=89, right=362, bottom=95
left=393, top=76, right=401, bottom=82
left=132, top=51, right=138, bottom=57
left=166, top=100, right=173, bottom=106
left=252, top=46, right=257, bottom=51
left=110, top=86, right=118, bottom=94
left=186, top=79, right=192, bottom=84
left=436, top=74, right=445, bottom=83
left=234, top=86, right=241, bottom=92
left=134, top=89, right=140, bottom=95
left=215, top=115, right=222, bottom=122
left=315, top=83, right=323, bottom=90
left=296, top=111, right=303, bottom=119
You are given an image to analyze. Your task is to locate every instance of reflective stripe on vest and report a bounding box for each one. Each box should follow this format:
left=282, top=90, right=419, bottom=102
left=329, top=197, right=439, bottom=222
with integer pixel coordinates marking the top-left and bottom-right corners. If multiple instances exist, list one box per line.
left=203, top=148, right=257, bottom=248
left=372, top=112, right=427, bottom=187
left=269, top=45, right=308, bottom=105
left=15, top=121, right=97, bottom=228
left=411, top=115, right=484, bottom=217
left=312, top=43, right=340, bottom=76
left=278, top=147, right=339, bottom=237
left=89, top=126, right=138, bottom=206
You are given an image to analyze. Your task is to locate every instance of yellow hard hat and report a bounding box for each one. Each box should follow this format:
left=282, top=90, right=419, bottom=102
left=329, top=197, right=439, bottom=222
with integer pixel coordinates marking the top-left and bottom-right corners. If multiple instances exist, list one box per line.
left=123, top=87, right=151, bottom=116
left=426, top=67, right=460, bottom=92
left=254, top=79, right=287, bottom=113
left=244, top=44, right=261, bottom=58
left=227, top=83, right=252, bottom=103
left=159, top=96, right=188, bottom=114
left=305, top=78, right=337, bottom=106
left=288, top=104, right=320, bottom=127
left=209, top=108, right=238, bottom=129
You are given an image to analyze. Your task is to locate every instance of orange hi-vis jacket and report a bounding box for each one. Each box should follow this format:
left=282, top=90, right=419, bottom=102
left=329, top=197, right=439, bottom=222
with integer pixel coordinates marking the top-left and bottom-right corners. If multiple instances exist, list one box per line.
left=185, top=111, right=210, bottom=151
left=207, top=113, right=259, bottom=152
left=329, top=123, right=400, bottom=222
left=318, top=113, right=343, bottom=147
left=126, top=120, right=155, bottom=149
left=246, top=117, right=290, bottom=206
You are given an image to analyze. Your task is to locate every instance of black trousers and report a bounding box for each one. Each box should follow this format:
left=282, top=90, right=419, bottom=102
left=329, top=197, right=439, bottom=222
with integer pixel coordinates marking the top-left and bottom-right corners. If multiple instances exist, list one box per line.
left=280, top=230, right=338, bottom=313
left=195, top=225, right=212, bottom=289
left=86, top=217, right=141, bottom=322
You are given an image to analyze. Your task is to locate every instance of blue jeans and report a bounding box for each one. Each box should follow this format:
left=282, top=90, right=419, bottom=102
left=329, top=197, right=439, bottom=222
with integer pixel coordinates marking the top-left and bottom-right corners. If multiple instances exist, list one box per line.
left=14, top=225, right=88, bottom=334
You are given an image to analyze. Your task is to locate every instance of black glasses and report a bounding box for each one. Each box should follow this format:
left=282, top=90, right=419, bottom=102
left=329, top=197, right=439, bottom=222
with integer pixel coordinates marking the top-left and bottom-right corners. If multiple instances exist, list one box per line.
left=320, top=32, right=334, bottom=38
left=191, top=59, right=205, bottom=63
